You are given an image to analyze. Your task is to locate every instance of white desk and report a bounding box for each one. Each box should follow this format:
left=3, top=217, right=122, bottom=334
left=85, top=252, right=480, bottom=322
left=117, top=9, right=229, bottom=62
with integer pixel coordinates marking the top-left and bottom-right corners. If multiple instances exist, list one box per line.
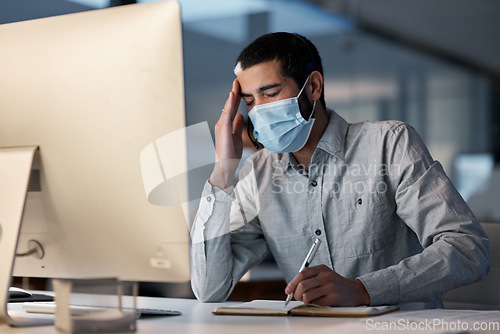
left=3, top=297, right=500, bottom=333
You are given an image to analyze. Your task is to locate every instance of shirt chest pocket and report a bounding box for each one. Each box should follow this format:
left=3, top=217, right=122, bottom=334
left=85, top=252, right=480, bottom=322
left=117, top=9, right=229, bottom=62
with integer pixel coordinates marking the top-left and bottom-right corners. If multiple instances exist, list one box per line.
left=323, top=193, right=397, bottom=259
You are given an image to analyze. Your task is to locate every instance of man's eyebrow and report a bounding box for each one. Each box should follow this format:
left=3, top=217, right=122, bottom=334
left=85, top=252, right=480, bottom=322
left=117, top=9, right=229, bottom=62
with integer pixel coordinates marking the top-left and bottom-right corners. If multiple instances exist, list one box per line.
left=259, top=83, right=281, bottom=92
left=241, top=83, right=281, bottom=98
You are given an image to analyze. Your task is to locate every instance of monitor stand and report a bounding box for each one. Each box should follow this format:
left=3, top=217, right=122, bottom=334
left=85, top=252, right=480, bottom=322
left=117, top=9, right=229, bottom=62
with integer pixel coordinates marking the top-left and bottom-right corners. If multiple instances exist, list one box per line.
left=0, top=146, right=39, bottom=326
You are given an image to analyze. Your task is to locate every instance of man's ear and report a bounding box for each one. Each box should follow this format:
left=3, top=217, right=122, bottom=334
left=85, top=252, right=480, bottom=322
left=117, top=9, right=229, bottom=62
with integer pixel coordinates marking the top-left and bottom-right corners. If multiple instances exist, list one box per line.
left=309, top=71, right=323, bottom=102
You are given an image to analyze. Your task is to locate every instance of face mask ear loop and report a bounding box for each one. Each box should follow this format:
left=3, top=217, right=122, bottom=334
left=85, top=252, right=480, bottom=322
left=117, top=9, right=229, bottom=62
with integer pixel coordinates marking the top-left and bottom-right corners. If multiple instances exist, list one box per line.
left=247, top=119, right=262, bottom=150
left=308, top=100, right=317, bottom=122
left=297, top=76, right=310, bottom=98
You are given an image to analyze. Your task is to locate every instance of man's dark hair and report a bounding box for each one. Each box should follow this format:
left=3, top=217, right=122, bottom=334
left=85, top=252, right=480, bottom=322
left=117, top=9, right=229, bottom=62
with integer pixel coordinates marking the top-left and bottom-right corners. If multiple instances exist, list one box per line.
left=236, top=32, right=326, bottom=109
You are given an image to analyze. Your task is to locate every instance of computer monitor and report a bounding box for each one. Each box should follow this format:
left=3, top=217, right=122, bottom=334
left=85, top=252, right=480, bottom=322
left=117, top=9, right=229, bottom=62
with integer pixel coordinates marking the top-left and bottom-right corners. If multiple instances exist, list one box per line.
left=0, top=1, right=190, bottom=325
left=453, top=153, right=494, bottom=202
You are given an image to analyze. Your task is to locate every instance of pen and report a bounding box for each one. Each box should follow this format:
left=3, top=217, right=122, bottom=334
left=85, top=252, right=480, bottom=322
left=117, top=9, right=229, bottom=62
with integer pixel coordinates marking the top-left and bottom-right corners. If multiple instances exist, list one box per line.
left=284, top=238, right=321, bottom=307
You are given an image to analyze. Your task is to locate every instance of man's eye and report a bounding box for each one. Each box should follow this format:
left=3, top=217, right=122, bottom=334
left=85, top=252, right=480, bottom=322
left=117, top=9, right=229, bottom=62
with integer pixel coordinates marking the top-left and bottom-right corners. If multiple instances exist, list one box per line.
left=245, top=100, right=254, bottom=106
left=266, top=91, right=279, bottom=98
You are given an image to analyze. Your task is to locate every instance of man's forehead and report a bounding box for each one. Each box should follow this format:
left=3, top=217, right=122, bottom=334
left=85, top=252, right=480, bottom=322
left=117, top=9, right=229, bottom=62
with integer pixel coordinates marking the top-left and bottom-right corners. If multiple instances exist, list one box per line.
left=234, top=59, right=283, bottom=77
left=236, top=60, right=287, bottom=92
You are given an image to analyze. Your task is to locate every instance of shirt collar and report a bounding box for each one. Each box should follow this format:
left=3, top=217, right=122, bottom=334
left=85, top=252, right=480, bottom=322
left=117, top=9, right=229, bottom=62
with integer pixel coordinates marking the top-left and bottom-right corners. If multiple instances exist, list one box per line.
left=273, top=109, right=348, bottom=174
left=316, top=109, right=348, bottom=162
left=273, top=152, right=291, bottom=174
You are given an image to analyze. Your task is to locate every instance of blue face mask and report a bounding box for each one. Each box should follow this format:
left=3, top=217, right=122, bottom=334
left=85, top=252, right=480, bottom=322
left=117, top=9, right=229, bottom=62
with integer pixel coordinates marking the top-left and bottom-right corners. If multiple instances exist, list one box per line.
left=248, top=77, right=316, bottom=153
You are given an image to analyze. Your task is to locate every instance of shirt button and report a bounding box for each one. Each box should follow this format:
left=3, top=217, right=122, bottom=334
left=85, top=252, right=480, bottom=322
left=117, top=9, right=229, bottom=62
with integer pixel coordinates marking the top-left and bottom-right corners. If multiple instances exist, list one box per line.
left=315, top=229, right=321, bottom=236
left=311, top=180, right=318, bottom=187
left=206, top=196, right=212, bottom=202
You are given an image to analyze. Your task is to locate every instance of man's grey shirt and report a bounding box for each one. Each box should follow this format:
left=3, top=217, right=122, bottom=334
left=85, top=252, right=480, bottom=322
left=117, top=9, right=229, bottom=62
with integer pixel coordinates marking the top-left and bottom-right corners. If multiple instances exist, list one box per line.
left=190, top=110, right=490, bottom=308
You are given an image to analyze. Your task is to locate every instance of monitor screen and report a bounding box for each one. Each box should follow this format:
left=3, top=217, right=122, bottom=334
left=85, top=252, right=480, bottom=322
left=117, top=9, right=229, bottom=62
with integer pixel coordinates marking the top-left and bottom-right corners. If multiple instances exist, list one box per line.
left=453, top=153, right=494, bottom=202
left=0, top=0, right=190, bottom=307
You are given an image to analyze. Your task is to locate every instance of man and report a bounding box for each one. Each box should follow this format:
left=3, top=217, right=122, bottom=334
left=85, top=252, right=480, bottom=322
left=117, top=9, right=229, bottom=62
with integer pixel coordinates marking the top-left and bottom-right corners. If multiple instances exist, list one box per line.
left=190, top=32, right=489, bottom=309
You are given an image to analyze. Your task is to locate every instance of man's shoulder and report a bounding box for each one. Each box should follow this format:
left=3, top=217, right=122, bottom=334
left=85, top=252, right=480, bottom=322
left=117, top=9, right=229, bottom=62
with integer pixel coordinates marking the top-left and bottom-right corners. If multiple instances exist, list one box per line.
left=344, top=118, right=419, bottom=145
left=348, top=118, right=409, bottom=135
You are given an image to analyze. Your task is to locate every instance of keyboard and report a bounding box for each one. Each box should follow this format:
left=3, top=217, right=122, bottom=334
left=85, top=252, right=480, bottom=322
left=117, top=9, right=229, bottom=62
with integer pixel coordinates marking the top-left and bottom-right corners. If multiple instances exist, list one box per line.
left=8, top=287, right=54, bottom=303
left=22, top=301, right=181, bottom=317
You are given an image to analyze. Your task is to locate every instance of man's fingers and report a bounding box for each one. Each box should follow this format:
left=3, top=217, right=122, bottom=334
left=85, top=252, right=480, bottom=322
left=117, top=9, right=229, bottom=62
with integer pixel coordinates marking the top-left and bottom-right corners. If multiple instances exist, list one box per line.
left=233, top=114, right=244, bottom=136
left=221, top=92, right=234, bottom=118
left=232, top=78, right=241, bottom=96
left=220, top=80, right=241, bottom=124
left=285, top=274, right=301, bottom=295
left=285, top=267, right=319, bottom=295
left=228, top=80, right=241, bottom=116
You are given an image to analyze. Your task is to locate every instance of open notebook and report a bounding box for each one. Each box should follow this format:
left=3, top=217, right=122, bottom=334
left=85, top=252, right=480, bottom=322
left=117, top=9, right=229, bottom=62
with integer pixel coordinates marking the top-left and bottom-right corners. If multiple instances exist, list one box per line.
left=213, top=300, right=399, bottom=317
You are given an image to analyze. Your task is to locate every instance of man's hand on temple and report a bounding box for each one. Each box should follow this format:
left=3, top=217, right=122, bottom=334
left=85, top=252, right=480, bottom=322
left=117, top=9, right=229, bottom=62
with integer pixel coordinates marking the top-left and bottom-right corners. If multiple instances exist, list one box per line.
left=210, top=79, right=244, bottom=192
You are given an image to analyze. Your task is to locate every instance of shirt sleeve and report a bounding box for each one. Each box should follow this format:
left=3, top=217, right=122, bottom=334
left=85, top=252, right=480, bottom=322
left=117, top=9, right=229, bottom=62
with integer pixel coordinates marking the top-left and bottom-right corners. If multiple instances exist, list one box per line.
left=190, top=161, right=269, bottom=302
left=357, top=123, right=490, bottom=306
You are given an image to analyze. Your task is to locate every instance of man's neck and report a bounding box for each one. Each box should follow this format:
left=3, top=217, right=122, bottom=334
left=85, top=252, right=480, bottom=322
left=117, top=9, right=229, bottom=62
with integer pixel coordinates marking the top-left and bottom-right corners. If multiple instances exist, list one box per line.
left=292, top=106, right=330, bottom=171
